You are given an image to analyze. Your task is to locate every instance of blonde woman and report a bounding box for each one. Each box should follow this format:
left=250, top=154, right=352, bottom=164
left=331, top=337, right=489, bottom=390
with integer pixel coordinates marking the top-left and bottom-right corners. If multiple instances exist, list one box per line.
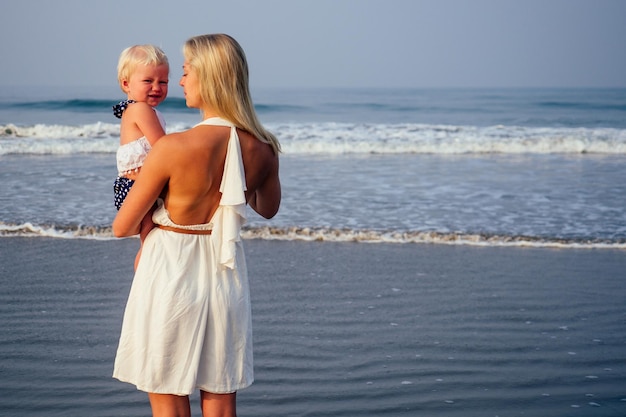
left=112, top=34, right=281, bottom=417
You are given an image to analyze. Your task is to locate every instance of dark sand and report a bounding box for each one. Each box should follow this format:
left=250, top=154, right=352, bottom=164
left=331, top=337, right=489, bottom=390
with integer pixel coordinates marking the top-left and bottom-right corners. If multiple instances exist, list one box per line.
left=1, top=237, right=625, bottom=416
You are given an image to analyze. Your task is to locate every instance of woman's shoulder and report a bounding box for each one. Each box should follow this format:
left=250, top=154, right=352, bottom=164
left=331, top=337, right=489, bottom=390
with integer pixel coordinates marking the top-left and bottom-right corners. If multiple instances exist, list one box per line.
left=153, top=125, right=228, bottom=152
left=238, top=128, right=274, bottom=155
left=153, top=130, right=186, bottom=149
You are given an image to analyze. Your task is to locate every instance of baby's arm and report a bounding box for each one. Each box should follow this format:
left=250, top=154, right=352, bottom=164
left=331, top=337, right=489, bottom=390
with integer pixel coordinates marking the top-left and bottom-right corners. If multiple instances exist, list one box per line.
left=126, top=102, right=166, bottom=145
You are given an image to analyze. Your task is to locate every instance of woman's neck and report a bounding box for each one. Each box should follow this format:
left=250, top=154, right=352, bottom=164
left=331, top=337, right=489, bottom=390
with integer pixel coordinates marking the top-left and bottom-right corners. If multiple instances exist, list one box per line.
left=201, top=105, right=220, bottom=121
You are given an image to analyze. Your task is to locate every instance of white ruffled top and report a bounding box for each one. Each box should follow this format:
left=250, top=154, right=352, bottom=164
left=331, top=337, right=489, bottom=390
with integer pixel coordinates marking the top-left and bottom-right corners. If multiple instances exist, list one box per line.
left=116, top=109, right=165, bottom=176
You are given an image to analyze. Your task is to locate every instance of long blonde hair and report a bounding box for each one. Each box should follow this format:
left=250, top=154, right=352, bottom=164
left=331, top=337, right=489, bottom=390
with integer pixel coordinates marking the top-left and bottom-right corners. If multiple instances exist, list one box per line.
left=183, top=34, right=281, bottom=154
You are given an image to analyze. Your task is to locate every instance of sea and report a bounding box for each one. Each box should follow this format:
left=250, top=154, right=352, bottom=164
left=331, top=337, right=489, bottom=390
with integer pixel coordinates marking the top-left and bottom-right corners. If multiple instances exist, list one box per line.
left=1, top=86, right=626, bottom=248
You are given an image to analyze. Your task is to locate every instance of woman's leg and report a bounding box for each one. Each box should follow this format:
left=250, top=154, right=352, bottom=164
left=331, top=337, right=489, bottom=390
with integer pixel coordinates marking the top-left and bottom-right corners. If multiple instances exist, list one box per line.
left=148, top=393, right=191, bottom=417
left=200, top=391, right=237, bottom=417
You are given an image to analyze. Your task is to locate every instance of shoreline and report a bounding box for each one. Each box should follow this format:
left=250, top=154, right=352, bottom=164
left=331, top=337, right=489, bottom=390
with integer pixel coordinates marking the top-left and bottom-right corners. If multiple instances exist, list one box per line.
left=1, top=227, right=625, bottom=250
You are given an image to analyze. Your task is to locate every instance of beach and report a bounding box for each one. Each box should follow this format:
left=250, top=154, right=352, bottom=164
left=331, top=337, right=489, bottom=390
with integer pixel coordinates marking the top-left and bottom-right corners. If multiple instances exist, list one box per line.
left=1, top=237, right=624, bottom=417
left=1, top=86, right=625, bottom=416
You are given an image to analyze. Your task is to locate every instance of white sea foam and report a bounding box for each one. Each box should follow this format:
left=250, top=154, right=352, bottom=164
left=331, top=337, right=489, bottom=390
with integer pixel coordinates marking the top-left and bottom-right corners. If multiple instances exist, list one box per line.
left=1, top=121, right=625, bottom=155
left=240, top=226, right=626, bottom=249
left=272, top=123, right=626, bottom=155
left=1, top=122, right=116, bottom=139
left=3, top=222, right=623, bottom=249
left=0, top=222, right=114, bottom=240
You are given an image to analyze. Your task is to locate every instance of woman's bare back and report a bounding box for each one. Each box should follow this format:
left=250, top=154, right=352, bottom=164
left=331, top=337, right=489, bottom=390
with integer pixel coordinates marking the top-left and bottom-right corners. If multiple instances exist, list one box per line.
left=156, top=124, right=279, bottom=225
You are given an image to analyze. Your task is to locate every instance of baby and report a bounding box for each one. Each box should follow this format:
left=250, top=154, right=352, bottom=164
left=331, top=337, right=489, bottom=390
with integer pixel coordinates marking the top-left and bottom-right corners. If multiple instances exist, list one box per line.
left=113, top=44, right=169, bottom=268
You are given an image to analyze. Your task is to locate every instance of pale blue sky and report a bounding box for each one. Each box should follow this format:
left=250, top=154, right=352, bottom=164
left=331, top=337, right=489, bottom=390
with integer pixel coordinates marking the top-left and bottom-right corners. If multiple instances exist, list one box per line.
left=1, top=0, right=625, bottom=91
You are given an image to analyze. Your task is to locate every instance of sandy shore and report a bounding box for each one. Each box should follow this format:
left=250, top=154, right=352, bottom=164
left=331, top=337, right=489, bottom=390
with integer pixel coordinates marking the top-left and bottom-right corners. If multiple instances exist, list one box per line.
left=1, top=237, right=625, bottom=417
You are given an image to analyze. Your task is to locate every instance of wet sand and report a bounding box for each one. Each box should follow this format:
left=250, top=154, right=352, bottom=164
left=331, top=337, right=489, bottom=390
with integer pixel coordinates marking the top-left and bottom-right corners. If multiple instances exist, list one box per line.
left=1, top=237, right=625, bottom=416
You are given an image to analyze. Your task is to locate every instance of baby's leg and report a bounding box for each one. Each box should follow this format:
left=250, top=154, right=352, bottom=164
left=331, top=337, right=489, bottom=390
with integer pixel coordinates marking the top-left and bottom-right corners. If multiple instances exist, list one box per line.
left=134, top=209, right=156, bottom=270
left=139, top=210, right=155, bottom=242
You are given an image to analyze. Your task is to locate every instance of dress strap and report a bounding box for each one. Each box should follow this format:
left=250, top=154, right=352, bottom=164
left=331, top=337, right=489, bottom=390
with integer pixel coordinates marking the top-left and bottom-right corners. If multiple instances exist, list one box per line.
left=112, top=99, right=135, bottom=119
left=208, top=118, right=248, bottom=270
left=194, top=117, right=235, bottom=128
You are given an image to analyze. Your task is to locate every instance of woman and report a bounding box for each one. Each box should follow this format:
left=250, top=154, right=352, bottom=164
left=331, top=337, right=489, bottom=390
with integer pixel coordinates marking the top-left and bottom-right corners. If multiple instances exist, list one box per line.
left=112, top=34, right=281, bottom=417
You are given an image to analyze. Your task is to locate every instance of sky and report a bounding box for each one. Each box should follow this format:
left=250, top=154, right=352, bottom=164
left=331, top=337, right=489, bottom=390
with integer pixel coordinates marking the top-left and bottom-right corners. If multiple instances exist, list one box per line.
left=1, top=0, right=625, bottom=93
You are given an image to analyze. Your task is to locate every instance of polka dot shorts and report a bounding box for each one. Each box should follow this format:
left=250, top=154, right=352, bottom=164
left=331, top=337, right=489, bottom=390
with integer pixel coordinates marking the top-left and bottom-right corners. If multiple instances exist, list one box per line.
left=113, top=176, right=135, bottom=210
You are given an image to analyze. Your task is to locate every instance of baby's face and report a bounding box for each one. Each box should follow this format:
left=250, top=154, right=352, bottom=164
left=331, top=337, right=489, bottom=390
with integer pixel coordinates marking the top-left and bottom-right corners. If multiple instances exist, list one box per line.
left=124, top=64, right=169, bottom=107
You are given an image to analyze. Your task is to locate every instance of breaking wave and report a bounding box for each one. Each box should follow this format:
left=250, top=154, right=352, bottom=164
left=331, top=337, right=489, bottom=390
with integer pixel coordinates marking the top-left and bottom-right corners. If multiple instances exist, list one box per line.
left=1, top=222, right=624, bottom=250
left=1, top=121, right=625, bottom=155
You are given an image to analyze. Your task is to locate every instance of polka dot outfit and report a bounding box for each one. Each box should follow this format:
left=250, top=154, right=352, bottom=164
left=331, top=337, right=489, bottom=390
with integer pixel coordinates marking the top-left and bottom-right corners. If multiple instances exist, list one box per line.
left=113, top=176, right=135, bottom=210
left=112, top=99, right=135, bottom=119
left=112, top=99, right=136, bottom=210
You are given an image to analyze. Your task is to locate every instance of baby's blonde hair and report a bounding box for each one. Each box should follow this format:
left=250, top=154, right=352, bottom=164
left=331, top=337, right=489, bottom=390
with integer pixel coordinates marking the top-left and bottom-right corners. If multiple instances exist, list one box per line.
left=117, top=45, right=169, bottom=92
left=183, top=34, right=281, bottom=154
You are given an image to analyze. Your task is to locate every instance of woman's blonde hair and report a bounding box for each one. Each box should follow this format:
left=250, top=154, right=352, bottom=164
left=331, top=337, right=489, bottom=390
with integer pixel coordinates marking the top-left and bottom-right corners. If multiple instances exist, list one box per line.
left=117, top=45, right=169, bottom=92
left=183, top=34, right=281, bottom=154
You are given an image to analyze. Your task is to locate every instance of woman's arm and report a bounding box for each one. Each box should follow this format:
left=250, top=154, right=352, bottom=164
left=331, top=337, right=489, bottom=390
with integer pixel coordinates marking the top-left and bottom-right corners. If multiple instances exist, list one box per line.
left=249, top=153, right=281, bottom=219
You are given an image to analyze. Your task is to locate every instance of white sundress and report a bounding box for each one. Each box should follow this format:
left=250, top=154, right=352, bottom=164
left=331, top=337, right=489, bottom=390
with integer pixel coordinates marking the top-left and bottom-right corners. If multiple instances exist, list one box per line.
left=113, top=117, right=252, bottom=395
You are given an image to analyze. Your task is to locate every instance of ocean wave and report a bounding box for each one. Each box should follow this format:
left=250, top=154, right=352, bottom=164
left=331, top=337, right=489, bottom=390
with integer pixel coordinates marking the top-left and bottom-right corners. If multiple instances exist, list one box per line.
left=2, top=121, right=626, bottom=156
left=537, top=100, right=626, bottom=112
left=0, top=121, right=189, bottom=155
left=0, top=222, right=114, bottom=240
left=1, top=121, right=118, bottom=139
left=274, top=122, right=626, bottom=155
left=2, top=222, right=624, bottom=249
left=243, top=226, right=626, bottom=249
left=0, top=97, right=195, bottom=114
